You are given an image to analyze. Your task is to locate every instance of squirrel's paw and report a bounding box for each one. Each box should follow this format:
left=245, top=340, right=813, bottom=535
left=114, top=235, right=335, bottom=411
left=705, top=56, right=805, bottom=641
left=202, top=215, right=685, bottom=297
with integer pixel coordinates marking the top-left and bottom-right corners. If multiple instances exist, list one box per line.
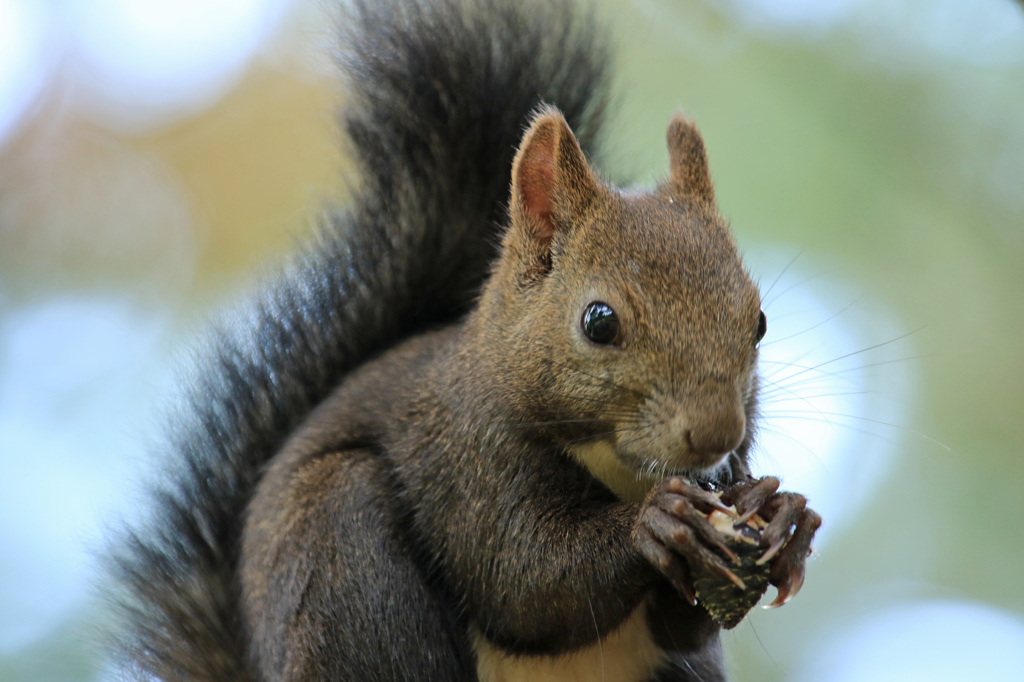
left=720, top=476, right=822, bottom=607
left=632, top=477, right=747, bottom=606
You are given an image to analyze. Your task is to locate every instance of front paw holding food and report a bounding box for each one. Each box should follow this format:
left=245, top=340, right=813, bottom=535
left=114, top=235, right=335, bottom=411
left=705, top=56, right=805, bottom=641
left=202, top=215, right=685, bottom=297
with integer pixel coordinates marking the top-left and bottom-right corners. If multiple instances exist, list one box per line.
left=719, top=476, right=822, bottom=608
left=633, top=476, right=821, bottom=629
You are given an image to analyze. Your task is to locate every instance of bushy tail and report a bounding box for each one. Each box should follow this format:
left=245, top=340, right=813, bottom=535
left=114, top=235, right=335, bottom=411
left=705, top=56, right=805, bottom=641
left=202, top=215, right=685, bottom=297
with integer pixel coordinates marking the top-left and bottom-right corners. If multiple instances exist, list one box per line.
left=106, top=0, right=610, bottom=679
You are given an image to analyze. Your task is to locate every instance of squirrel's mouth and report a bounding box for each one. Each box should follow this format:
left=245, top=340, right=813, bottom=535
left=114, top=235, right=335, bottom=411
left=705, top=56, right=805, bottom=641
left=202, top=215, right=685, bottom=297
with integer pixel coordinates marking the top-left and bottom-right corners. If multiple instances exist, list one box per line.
left=566, top=438, right=733, bottom=502
left=613, top=430, right=735, bottom=476
left=624, top=450, right=732, bottom=481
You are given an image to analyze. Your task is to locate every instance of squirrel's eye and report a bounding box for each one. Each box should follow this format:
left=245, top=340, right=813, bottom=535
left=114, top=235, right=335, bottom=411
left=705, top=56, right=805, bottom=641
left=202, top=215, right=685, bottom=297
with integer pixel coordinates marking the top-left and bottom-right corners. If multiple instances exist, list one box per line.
left=755, top=311, right=767, bottom=344
left=582, top=302, right=620, bottom=345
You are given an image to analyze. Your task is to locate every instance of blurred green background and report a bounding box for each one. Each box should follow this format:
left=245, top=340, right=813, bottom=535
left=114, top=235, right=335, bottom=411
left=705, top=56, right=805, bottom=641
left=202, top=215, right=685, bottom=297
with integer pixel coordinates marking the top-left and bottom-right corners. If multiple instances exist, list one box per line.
left=1, top=0, right=1022, bottom=680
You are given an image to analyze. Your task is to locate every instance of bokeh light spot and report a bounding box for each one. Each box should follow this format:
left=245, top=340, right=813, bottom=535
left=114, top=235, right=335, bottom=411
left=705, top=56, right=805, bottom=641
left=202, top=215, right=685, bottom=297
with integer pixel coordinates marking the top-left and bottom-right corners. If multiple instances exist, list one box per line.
left=70, top=0, right=292, bottom=131
left=0, top=0, right=57, bottom=147
left=795, top=600, right=1024, bottom=681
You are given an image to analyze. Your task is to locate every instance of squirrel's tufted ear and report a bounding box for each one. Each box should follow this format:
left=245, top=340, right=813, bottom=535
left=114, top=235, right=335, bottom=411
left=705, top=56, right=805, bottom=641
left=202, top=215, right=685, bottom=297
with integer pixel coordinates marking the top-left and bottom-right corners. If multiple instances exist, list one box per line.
left=665, top=115, right=715, bottom=206
left=510, top=106, right=599, bottom=249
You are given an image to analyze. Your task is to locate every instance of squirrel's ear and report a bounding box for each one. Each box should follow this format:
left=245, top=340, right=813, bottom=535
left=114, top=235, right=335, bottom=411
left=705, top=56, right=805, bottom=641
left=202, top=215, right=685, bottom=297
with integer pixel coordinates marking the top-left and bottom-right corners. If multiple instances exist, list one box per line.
left=666, top=115, right=715, bottom=206
left=510, top=107, right=599, bottom=249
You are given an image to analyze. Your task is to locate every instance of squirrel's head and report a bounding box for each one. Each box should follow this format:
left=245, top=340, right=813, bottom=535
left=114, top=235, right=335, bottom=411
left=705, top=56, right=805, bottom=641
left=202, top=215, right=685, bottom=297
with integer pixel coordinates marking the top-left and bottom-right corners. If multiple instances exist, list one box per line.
left=475, top=106, right=763, bottom=499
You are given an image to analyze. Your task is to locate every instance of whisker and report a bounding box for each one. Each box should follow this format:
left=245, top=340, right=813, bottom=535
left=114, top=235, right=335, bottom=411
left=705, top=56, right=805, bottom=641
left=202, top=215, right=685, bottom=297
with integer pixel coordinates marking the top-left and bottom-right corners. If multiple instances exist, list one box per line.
left=759, top=295, right=862, bottom=347
left=767, top=416, right=906, bottom=449
left=759, top=417, right=903, bottom=451
left=763, top=273, right=821, bottom=312
left=548, top=401, right=642, bottom=417
left=759, top=390, right=869, bottom=402
left=760, top=360, right=859, bottom=389
left=760, top=354, right=926, bottom=384
left=547, top=360, right=652, bottom=401
left=753, top=425, right=832, bottom=473
left=758, top=353, right=923, bottom=403
left=518, top=417, right=642, bottom=427
left=615, top=430, right=658, bottom=454
left=764, top=328, right=924, bottom=388
left=745, top=616, right=783, bottom=674
left=758, top=375, right=834, bottom=427
left=561, top=425, right=645, bottom=447
left=758, top=250, right=804, bottom=305
left=761, top=411, right=949, bottom=451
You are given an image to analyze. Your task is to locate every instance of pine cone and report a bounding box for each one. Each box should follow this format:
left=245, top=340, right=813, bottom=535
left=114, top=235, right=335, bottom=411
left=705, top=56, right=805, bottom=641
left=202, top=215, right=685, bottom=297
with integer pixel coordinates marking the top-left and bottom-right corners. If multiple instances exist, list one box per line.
left=693, top=506, right=771, bottom=629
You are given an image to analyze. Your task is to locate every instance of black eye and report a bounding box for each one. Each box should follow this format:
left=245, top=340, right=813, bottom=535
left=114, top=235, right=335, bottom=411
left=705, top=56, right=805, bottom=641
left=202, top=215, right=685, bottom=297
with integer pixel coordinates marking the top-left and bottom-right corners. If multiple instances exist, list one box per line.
left=582, top=302, right=620, bottom=345
left=755, top=310, right=767, bottom=344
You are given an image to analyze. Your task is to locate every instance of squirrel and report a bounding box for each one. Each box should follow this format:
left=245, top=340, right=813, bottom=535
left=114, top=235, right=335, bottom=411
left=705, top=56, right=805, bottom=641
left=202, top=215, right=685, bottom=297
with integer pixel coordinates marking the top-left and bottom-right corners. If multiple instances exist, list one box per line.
left=107, top=0, right=822, bottom=680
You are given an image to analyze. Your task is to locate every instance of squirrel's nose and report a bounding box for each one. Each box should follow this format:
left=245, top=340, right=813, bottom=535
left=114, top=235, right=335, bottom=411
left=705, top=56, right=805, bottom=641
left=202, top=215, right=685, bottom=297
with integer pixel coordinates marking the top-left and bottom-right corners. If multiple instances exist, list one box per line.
left=684, top=406, right=745, bottom=458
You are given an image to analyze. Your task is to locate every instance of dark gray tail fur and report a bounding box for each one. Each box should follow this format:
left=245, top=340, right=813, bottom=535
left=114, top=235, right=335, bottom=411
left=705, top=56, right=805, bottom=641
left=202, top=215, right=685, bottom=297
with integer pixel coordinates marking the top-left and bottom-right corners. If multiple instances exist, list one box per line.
left=106, top=0, right=611, bottom=679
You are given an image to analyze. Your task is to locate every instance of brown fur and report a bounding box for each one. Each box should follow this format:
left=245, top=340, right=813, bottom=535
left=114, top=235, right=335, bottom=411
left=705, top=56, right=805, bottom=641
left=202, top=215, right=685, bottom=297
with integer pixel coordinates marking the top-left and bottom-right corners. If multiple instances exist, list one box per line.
left=240, top=109, right=762, bottom=681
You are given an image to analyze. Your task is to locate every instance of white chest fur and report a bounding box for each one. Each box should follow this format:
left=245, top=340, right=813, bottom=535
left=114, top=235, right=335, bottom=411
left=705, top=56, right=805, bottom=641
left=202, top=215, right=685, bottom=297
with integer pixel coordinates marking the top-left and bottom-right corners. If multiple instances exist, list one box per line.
left=473, top=601, right=665, bottom=682
left=566, top=440, right=661, bottom=503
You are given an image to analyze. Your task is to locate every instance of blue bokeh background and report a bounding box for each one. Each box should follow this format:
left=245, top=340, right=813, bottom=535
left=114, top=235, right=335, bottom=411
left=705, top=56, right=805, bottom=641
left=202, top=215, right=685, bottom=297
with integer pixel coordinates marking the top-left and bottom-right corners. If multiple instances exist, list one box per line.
left=1, top=1, right=1023, bottom=679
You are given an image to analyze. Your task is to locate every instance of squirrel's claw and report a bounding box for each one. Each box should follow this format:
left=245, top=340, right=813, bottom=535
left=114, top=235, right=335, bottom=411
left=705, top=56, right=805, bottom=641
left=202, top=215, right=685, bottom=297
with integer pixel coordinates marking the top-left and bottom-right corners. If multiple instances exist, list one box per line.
left=662, top=477, right=739, bottom=519
left=634, top=525, right=697, bottom=605
left=653, top=493, right=741, bottom=564
left=635, top=478, right=754, bottom=601
left=719, top=476, right=822, bottom=609
left=765, top=506, right=821, bottom=607
left=764, top=570, right=803, bottom=609
left=721, top=476, right=779, bottom=521
left=646, top=506, right=748, bottom=589
left=756, top=537, right=785, bottom=565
